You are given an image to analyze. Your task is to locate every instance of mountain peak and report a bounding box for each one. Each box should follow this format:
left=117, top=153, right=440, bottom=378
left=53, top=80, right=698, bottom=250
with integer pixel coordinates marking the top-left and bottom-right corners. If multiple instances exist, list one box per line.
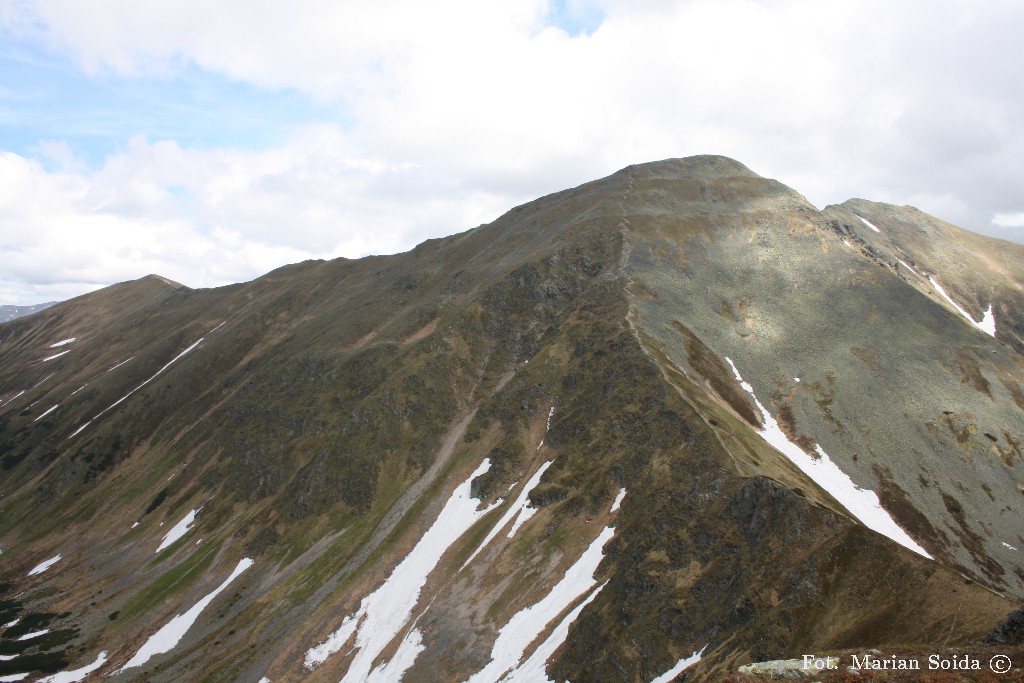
left=623, top=154, right=760, bottom=180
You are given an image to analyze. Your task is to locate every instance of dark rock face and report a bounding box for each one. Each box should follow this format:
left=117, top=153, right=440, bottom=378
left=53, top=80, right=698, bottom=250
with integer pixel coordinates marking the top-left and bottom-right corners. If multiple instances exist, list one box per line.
left=985, top=610, right=1024, bottom=646
left=0, top=156, right=1020, bottom=681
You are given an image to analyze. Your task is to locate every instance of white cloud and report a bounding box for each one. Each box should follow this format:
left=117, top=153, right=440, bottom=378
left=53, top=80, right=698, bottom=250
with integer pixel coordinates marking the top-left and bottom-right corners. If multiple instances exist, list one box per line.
left=1, top=0, right=1023, bottom=301
left=993, top=212, right=1024, bottom=229
left=0, top=133, right=514, bottom=303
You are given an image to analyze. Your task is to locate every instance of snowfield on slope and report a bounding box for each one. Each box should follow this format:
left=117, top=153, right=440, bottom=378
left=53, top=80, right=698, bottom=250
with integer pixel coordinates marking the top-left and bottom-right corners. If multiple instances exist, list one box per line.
left=69, top=337, right=204, bottom=439
left=27, top=554, right=61, bottom=576
left=36, top=651, right=108, bottom=683
left=157, top=509, right=200, bottom=552
left=304, top=458, right=501, bottom=680
left=725, top=358, right=931, bottom=558
left=927, top=276, right=997, bottom=337
left=462, top=460, right=553, bottom=570
left=33, top=404, right=59, bottom=422
left=118, top=558, right=253, bottom=672
left=649, top=647, right=707, bottom=683
left=855, top=215, right=882, bottom=233
left=466, top=524, right=617, bottom=683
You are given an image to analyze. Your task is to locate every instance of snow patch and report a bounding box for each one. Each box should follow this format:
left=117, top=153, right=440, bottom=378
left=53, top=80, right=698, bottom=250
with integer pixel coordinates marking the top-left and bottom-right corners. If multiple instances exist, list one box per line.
left=610, top=488, right=626, bottom=513
left=69, top=338, right=203, bottom=439
left=157, top=509, right=199, bottom=552
left=537, top=406, right=556, bottom=450
left=118, top=558, right=253, bottom=672
left=650, top=646, right=707, bottom=683
left=1002, top=542, right=1018, bottom=551
left=304, top=458, right=500, bottom=679
left=365, top=628, right=425, bottom=683
left=3, top=619, right=19, bottom=628
left=927, top=276, right=997, bottom=337
left=33, top=404, right=59, bottom=422
left=501, top=583, right=605, bottom=683
left=48, top=338, right=75, bottom=348
left=42, top=350, right=70, bottom=362
left=855, top=215, right=882, bottom=233
left=107, top=357, right=134, bottom=372
left=0, top=673, right=30, bottom=681
left=725, top=358, right=931, bottom=559
left=27, top=554, right=61, bottom=576
left=16, top=629, right=49, bottom=641
left=37, top=651, right=108, bottom=682
left=1, top=390, right=26, bottom=407
left=462, top=461, right=553, bottom=570
left=68, top=420, right=92, bottom=439
left=466, top=525, right=616, bottom=683
left=69, top=384, right=87, bottom=396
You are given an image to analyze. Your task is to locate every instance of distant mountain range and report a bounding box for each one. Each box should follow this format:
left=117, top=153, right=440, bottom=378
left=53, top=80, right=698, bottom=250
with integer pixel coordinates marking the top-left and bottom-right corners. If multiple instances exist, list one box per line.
left=0, top=156, right=1021, bottom=681
left=0, top=301, right=58, bottom=323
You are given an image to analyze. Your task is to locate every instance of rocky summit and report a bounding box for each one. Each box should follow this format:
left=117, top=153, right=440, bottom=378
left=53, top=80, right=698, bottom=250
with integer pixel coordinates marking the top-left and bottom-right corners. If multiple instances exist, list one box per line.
left=0, top=156, right=1021, bottom=681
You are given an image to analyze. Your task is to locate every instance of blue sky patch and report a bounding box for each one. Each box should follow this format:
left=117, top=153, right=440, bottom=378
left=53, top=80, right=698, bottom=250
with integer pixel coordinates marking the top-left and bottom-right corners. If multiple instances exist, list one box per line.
left=0, top=40, right=329, bottom=168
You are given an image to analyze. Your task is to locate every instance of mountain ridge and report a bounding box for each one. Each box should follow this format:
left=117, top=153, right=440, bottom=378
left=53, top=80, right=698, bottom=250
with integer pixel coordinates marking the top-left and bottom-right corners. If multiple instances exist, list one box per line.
left=0, top=155, right=1020, bottom=682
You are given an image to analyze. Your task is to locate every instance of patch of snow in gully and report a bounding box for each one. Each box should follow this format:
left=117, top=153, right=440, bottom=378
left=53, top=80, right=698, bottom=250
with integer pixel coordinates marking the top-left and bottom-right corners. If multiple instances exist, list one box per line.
left=48, top=338, right=76, bottom=348
left=33, top=405, right=59, bottom=422
left=107, top=357, right=134, bottom=372
left=855, top=215, right=882, bottom=233
left=897, top=259, right=917, bottom=274
left=649, top=646, right=707, bottom=683
left=156, top=509, right=199, bottom=552
left=68, top=338, right=203, bottom=439
left=42, top=350, right=70, bottom=362
left=365, top=628, right=425, bottom=683
left=27, top=554, right=61, bottom=576
left=1, top=390, right=26, bottom=407
left=610, top=488, right=626, bottom=513
left=466, top=525, right=616, bottom=683
left=118, top=558, right=253, bottom=672
left=16, top=629, right=49, bottom=641
left=36, top=651, right=108, bottom=682
left=927, top=276, right=996, bottom=337
left=537, top=406, right=556, bottom=450
left=725, top=358, right=931, bottom=558
left=304, top=458, right=500, bottom=680
left=501, top=583, right=605, bottom=683
left=69, top=384, right=87, bottom=396
left=0, top=673, right=30, bottom=681
left=462, top=461, right=554, bottom=570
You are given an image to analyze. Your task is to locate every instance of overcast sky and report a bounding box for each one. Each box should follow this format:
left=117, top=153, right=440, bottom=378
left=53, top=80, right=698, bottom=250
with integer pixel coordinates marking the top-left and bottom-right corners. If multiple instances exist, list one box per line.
left=2, top=0, right=1023, bottom=304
